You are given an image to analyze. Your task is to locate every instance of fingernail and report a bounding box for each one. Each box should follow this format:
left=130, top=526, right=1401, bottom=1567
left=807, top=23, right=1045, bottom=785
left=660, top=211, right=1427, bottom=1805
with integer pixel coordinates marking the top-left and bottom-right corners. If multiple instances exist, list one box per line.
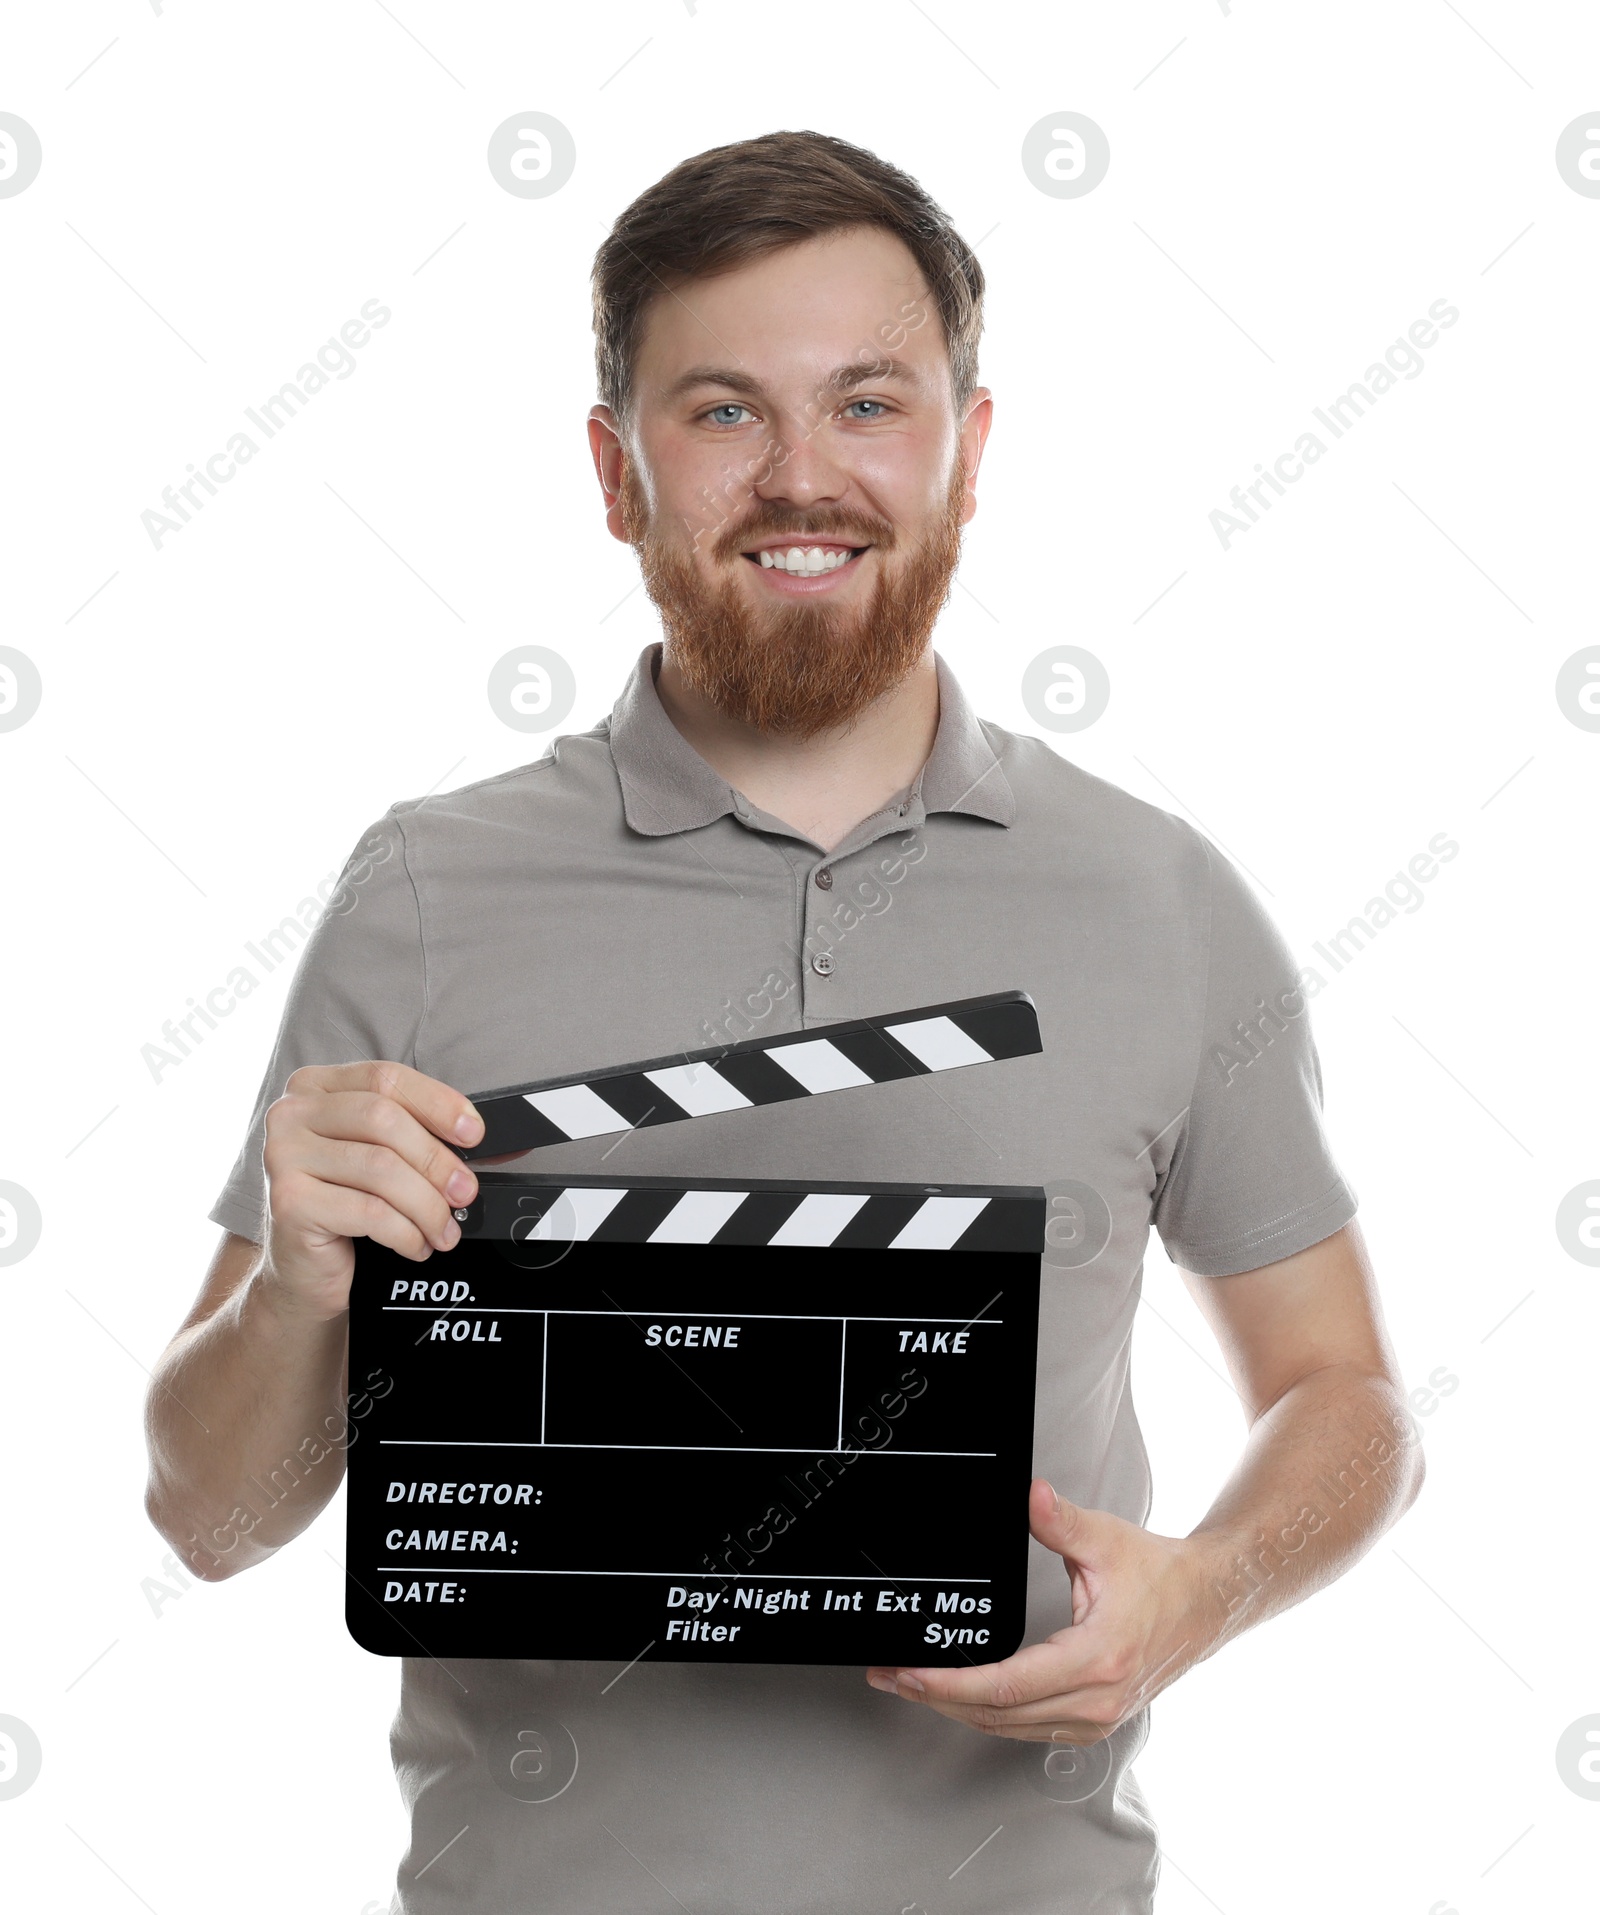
left=867, top=1674, right=897, bottom=1694
left=447, top=1169, right=475, bottom=1202
left=454, top=1109, right=482, bottom=1143
left=441, top=1219, right=461, bottom=1249
left=896, top=1671, right=925, bottom=1694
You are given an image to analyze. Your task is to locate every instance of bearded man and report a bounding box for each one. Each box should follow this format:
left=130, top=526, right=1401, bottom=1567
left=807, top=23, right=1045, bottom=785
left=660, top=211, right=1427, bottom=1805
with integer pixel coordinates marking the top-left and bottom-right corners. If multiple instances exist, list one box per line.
left=147, top=130, right=1420, bottom=1914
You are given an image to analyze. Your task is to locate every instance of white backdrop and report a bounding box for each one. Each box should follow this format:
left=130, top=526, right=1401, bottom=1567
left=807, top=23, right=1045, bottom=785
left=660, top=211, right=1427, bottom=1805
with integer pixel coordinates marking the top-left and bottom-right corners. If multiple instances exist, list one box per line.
left=3, top=3, right=1597, bottom=1911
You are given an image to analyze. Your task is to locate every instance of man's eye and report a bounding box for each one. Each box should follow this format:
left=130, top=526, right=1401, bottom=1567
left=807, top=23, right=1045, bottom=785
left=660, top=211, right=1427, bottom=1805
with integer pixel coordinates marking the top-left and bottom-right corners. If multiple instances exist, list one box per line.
left=843, top=399, right=888, bottom=420
left=705, top=404, right=754, bottom=427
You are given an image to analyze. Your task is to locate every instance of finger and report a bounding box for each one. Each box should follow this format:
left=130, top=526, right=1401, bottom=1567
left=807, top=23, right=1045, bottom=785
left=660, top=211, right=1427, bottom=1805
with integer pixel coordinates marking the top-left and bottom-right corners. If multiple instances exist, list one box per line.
left=288, top=1088, right=479, bottom=1207
left=272, top=1169, right=445, bottom=1263
left=905, top=1697, right=1119, bottom=1742
left=289, top=1134, right=465, bottom=1252
left=886, top=1685, right=1124, bottom=1733
left=973, top=1720, right=1111, bottom=1745
left=287, top=1060, right=484, bottom=1149
left=1029, top=1478, right=1120, bottom=1568
left=868, top=1634, right=1105, bottom=1711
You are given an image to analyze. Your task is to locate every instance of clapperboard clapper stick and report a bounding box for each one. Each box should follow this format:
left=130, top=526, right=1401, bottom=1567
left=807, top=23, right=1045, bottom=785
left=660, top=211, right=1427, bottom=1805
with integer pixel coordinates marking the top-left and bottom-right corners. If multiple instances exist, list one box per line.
left=345, top=991, right=1046, bottom=1666
left=455, top=989, right=1042, bottom=1161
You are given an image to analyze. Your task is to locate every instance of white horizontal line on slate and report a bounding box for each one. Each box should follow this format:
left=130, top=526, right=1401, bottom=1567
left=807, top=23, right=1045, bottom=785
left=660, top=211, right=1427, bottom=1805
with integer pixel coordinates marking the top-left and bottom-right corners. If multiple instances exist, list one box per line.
left=377, top=1441, right=998, bottom=1456
left=381, top=1309, right=1004, bottom=1323
left=374, top=1565, right=993, bottom=1580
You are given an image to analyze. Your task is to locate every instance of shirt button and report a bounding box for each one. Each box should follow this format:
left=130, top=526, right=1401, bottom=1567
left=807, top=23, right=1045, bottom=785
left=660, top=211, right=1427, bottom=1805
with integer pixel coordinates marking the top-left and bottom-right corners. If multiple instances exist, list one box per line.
left=814, top=867, right=834, bottom=890
left=811, top=951, right=835, bottom=977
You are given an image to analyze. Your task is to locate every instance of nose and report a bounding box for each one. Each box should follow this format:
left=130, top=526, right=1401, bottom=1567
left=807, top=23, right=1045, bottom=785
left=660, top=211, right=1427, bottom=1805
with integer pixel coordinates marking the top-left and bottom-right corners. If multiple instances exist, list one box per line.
left=750, top=424, right=850, bottom=513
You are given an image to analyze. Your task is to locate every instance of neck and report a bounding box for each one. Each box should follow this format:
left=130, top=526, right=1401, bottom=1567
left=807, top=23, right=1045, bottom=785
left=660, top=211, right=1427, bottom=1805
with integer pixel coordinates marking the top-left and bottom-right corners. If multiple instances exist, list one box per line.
left=654, top=646, right=940, bottom=853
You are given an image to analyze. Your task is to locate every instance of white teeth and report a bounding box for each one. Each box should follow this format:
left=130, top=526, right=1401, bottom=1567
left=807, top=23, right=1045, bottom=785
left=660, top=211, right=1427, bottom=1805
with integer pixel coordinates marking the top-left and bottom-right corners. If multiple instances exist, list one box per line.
left=756, top=545, right=857, bottom=575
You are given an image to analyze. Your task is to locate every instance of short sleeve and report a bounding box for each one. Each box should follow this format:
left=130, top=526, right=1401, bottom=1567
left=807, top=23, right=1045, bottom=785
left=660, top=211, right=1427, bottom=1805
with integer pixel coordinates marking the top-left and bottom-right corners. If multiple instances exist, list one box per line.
left=1151, top=835, right=1357, bottom=1277
left=207, top=813, right=426, bottom=1244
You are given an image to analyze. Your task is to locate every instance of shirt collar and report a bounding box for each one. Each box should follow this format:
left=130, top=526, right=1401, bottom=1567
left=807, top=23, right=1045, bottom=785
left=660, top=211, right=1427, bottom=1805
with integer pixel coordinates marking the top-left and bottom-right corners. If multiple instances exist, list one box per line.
left=608, top=644, right=1015, bottom=840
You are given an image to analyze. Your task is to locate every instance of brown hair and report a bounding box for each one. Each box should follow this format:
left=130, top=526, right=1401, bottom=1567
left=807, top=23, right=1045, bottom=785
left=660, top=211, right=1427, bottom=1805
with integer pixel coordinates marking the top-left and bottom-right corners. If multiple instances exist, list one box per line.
left=592, top=130, right=984, bottom=426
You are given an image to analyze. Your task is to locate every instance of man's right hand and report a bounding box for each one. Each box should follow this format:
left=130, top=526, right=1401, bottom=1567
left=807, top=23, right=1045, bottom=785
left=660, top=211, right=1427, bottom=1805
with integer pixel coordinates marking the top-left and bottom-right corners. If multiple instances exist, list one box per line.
left=260, top=1060, right=485, bottom=1322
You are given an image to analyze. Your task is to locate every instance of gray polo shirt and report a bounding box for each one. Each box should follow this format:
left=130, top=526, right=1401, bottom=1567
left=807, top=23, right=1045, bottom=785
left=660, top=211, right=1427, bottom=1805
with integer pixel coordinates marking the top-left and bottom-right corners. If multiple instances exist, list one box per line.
left=212, top=645, right=1356, bottom=1914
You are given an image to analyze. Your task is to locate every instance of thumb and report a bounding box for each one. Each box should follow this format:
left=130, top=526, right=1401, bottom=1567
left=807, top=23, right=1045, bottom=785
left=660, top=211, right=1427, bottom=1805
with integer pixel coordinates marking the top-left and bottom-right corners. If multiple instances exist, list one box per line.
left=1028, top=1477, right=1115, bottom=1566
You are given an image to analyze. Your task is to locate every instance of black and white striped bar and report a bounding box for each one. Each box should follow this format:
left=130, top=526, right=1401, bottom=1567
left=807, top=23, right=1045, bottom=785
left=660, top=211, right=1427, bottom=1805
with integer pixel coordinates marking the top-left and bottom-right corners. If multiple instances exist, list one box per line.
left=462, top=989, right=1041, bottom=1162
left=457, top=1173, right=1045, bottom=1255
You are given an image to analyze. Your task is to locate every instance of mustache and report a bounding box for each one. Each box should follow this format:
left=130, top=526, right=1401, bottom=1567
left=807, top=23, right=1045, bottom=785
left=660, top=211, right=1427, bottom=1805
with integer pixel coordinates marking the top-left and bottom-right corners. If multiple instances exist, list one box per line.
left=710, top=507, right=898, bottom=563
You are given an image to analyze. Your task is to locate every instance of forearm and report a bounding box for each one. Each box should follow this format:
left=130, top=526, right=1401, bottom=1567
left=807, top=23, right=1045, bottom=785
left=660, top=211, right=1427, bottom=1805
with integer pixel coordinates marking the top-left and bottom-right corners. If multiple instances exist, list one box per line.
left=145, top=1260, right=350, bottom=1579
left=874, top=1236, right=1426, bottom=1740
left=1185, top=1362, right=1422, bottom=1652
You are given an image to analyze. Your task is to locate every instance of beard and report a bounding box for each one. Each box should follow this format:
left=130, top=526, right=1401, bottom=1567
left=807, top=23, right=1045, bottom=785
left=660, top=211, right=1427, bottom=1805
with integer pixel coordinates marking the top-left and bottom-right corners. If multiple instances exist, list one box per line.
left=619, top=456, right=966, bottom=737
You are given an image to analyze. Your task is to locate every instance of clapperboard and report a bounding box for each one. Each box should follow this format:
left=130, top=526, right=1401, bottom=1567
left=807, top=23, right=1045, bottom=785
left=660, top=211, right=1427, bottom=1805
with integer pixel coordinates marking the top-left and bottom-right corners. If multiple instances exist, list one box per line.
left=345, top=992, right=1046, bottom=1666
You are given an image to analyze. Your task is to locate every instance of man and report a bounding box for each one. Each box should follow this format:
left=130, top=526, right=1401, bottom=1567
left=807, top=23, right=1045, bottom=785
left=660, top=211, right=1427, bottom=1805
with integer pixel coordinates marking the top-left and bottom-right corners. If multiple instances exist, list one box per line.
left=146, top=130, right=1421, bottom=1912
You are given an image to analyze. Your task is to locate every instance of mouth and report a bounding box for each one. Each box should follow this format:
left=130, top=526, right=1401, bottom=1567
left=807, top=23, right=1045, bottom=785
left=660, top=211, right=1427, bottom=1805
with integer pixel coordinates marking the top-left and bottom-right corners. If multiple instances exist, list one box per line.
left=739, top=539, right=872, bottom=591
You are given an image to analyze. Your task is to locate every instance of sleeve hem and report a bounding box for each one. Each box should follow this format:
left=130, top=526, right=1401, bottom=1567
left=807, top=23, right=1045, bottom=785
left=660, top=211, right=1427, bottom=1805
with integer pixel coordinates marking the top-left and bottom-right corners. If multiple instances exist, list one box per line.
left=1163, top=1180, right=1358, bottom=1278
left=391, top=805, right=429, bottom=1071
left=208, top=1194, right=265, bottom=1246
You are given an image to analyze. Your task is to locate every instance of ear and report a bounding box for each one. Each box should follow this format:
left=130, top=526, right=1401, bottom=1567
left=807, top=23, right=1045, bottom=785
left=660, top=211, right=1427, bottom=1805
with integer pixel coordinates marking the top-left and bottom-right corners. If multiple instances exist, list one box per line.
left=957, top=388, right=994, bottom=528
left=587, top=406, right=631, bottom=544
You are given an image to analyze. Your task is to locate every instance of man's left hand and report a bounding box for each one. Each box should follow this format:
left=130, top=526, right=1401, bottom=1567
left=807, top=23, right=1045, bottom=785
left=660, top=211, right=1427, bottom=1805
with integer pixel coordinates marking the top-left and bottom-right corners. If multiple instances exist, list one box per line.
left=864, top=1478, right=1223, bottom=1743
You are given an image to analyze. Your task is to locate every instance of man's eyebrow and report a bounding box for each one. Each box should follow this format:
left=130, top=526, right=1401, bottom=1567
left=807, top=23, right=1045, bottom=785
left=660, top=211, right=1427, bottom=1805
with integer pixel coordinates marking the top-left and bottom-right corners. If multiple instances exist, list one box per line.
left=659, top=358, right=922, bottom=405
left=822, top=358, right=920, bottom=396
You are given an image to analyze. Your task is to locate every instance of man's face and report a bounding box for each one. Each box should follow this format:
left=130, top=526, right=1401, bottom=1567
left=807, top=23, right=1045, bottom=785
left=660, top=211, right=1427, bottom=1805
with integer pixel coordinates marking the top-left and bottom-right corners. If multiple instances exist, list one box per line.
left=590, top=225, right=991, bottom=735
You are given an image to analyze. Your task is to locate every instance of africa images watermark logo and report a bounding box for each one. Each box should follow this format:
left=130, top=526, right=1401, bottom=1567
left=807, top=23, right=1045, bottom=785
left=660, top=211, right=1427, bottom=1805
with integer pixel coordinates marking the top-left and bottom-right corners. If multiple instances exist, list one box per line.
left=0, top=1182, right=44, bottom=1267
left=1211, top=831, right=1460, bottom=1086
left=0, top=646, right=43, bottom=732
left=1020, top=112, right=1111, bottom=199
left=1209, top=300, right=1460, bottom=549
left=139, top=300, right=391, bottom=549
left=140, top=825, right=396, bottom=1081
left=486, top=113, right=576, bottom=198
left=0, top=112, right=42, bottom=198
left=487, top=646, right=577, bottom=733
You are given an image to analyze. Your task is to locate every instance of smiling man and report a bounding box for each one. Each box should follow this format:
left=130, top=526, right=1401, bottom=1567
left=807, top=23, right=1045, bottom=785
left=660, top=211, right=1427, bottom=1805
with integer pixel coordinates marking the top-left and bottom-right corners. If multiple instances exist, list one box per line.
left=146, top=131, right=1422, bottom=1913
